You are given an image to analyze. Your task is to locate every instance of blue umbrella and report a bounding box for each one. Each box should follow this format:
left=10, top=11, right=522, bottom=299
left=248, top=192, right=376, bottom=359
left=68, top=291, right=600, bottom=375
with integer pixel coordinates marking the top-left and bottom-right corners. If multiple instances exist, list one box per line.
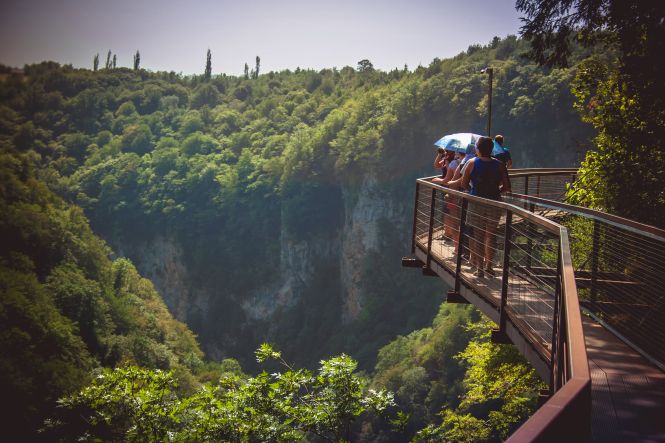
left=434, top=132, right=482, bottom=153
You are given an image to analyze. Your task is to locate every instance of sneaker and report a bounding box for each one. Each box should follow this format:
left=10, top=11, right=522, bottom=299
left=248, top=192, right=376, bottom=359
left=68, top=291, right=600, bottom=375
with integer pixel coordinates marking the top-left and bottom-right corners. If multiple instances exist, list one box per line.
left=484, top=267, right=496, bottom=277
left=474, top=268, right=484, bottom=278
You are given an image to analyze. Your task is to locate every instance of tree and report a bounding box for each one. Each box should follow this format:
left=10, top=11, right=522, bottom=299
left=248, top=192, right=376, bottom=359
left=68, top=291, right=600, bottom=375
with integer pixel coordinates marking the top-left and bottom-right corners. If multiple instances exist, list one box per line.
left=112, top=54, right=117, bottom=69
left=517, top=0, right=665, bottom=227
left=133, top=50, right=141, bottom=70
left=357, top=59, right=374, bottom=72
left=47, top=345, right=401, bottom=442
left=254, top=55, right=260, bottom=79
left=105, top=50, right=112, bottom=69
left=121, top=123, right=153, bottom=154
left=243, top=62, right=249, bottom=79
left=204, top=49, right=212, bottom=81
left=413, top=322, right=544, bottom=442
left=93, top=53, right=99, bottom=71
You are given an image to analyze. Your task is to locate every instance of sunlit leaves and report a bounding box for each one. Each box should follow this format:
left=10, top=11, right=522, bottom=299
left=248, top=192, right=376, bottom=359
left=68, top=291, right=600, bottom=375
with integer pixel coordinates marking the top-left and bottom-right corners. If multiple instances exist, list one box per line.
left=51, top=347, right=399, bottom=442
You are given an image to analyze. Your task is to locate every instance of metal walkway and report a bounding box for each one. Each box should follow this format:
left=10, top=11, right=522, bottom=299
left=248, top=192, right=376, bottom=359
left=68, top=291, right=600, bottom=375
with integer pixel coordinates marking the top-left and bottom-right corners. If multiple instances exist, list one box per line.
left=404, top=169, right=665, bottom=442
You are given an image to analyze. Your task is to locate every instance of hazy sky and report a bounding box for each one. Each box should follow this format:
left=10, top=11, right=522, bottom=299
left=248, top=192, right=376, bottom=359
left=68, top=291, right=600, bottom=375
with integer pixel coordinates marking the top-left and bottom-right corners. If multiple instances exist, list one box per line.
left=0, top=0, right=523, bottom=75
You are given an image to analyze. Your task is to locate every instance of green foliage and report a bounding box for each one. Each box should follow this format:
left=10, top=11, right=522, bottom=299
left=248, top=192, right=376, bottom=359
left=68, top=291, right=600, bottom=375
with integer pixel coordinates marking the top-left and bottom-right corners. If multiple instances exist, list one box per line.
left=518, top=0, right=665, bottom=227
left=48, top=345, right=399, bottom=442
left=0, top=148, right=203, bottom=439
left=204, top=49, right=212, bottom=81
left=191, top=83, right=219, bottom=109
left=121, top=123, right=153, bottom=154
left=412, top=321, right=545, bottom=442
left=567, top=56, right=665, bottom=227
left=366, top=305, right=476, bottom=439
left=0, top=37, right=597, bottom=439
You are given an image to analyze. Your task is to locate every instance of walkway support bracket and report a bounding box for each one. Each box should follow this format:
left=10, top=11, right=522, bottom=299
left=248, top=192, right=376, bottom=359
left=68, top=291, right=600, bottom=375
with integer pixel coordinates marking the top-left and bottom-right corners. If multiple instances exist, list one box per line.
left=446, top=289, right=469, bottom=304
left=401, top=257, right=424, bottom=268
left=491, top=329, right=512, bottom=344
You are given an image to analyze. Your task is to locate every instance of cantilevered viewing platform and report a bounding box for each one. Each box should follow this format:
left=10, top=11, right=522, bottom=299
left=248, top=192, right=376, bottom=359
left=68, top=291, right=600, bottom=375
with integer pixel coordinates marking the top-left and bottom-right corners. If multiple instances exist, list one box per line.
left=402, top=169, right=665, bottom=442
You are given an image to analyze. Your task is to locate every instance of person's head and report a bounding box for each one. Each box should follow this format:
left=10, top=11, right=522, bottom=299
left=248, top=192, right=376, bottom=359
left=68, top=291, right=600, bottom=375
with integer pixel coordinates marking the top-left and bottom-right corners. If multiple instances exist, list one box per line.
left=437, top=148, right=445, bottom=155
left=445, top=150, right=455, bottom=160
left=455, top=151, right=466, bottom=161
left=475, top=136, right=494, bottom=157
left=494, top=134, right=504, bottom=146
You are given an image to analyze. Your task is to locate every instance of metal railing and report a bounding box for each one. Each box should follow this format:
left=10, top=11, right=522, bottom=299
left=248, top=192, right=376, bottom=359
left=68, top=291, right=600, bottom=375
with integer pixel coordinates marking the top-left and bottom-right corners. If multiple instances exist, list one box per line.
left=509, top=168, right=579, bottom=203
left=407, top=177, right=591, bottom=441
left=505, top=169, right=665, bottom=371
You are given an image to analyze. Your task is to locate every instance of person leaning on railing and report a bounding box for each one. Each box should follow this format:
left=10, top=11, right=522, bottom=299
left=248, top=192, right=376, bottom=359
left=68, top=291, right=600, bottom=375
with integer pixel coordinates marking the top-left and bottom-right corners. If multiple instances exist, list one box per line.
left=432, top=148, right=454, bottom=183
left=447, top=136, right=511, bottom=277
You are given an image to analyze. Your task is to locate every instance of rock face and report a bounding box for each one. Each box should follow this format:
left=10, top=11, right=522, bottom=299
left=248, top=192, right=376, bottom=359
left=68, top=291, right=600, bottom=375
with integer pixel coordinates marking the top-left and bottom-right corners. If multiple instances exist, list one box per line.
left=117, top=174, right=414, bottom=363
left=117, top=236, right=193, bottom=321
left=340, top=174, right=405, bottom=321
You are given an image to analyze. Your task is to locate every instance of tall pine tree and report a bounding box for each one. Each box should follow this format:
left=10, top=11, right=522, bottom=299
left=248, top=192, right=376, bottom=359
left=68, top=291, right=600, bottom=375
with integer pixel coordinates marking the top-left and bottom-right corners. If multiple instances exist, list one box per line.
left=133, top=50, right=141, bottom=70
left=105, top=50, right=112, bottom=69
left=93, top=53, right=99, bottom=71
left=204, top=49, right=212, bottom=81
left=243, top=62, right=249, bottom=80
left=254, top=56, right=260, bottom=79
left=112, top=54, right=117, bottom=69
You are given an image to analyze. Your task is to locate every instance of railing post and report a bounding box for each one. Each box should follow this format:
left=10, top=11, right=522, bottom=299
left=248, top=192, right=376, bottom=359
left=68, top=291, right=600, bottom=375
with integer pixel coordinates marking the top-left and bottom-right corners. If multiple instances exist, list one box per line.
left=590, top=219, right=601, bottom=307
left=499, top=210, right=513, bottom=332
left=523, top=176, right=529, bottom=209
left=550, top=243, right=563, bottom=395
left=536, top=175, right=541, bottom=198
left=526, top=203, right=535, bottom=270
left=410, top=182, right=420, bottom=254
left=454, top=198, right=468, bottom=293
left=425, top=188, right=437, bottom=269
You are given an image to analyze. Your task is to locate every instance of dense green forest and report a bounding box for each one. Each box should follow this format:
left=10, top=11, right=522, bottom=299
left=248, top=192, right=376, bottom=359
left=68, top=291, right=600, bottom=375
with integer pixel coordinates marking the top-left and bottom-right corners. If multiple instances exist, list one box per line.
left=0, top=35, right=592, bottom=368
left=0, top=148, right=205, bottom=437
left=1, top=33, right=594, bottom=440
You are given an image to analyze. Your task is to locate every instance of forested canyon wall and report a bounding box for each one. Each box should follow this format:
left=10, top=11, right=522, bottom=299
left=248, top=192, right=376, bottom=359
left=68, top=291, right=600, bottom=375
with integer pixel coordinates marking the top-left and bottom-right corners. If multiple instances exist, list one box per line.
left=0, top=35, right=593, bottom=369
left=114, top=169, right=424, bottom=366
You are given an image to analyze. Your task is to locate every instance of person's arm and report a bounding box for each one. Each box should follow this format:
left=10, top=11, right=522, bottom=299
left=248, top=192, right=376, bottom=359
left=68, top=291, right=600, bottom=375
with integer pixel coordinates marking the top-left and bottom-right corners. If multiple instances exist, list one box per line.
left=451, top=162, right=463, bottom=181
left=441, top=160, right=456, bottom=183
left=499, top=161, right=511, bottom=193
left=433, top=152, right=445, bottom=169
left=448, top=159, right=474, bottom=190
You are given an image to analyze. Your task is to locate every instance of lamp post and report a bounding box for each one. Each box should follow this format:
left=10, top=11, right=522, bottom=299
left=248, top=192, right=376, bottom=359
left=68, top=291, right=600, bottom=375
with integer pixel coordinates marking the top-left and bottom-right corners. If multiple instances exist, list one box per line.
left=481, top=67, right=493, bottom=137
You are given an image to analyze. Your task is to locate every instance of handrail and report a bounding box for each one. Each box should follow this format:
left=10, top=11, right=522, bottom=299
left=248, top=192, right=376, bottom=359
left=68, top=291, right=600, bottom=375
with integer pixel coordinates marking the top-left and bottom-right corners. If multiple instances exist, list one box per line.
left=415, top=179, right=561, bottom=234
left=505, top=168, right=665, bottom=371
left=508, top=167, right=578, bottom=175
left=506, top=228, right=591, bottom=442
left=507, top=192, right=665, bottom=241
left=407, top=177, right=591, bottom=441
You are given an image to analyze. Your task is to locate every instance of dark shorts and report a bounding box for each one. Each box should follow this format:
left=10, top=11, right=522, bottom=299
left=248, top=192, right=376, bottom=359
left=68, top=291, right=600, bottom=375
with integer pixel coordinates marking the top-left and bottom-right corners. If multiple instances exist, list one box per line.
left=466, top=201, right=502, bottom=230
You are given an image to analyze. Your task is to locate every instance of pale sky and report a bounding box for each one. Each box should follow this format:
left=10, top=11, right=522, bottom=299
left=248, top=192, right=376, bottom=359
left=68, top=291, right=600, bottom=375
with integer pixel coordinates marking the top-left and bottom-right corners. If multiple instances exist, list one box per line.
left=0, top=0, right=523, bottom=75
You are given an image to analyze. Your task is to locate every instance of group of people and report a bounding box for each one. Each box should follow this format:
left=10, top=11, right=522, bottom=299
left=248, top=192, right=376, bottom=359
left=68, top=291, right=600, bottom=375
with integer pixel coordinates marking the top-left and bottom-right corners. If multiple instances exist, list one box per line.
left=431, top=135, right=512, bottom=278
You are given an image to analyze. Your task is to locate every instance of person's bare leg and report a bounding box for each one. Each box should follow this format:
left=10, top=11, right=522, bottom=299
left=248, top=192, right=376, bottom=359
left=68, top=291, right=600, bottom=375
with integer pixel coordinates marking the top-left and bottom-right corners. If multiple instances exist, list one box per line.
left=472, top=223, right=485, bottom=269
left=485, top=223, right=497, bottom=269
left=469, top=233, right=480, bottom=268
left=446, top=204, right=458, bottom=239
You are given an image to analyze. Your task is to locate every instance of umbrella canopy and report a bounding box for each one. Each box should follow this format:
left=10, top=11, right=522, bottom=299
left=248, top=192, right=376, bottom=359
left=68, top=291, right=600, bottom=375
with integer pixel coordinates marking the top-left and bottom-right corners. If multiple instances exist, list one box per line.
left=434, top=133, right=482, bottom=153
left=492, top=140, right=505, bottom=156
